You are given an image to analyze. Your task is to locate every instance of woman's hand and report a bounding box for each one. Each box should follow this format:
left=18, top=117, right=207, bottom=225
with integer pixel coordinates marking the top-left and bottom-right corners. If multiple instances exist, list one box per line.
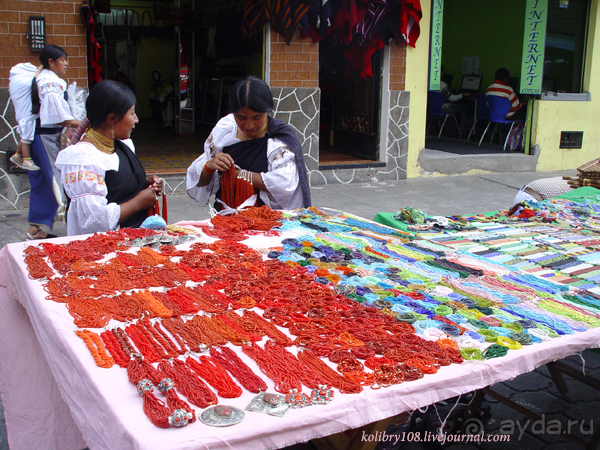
left=136, top=186, right=158, bottom=209
left=147, top=176, right=164, bottom=195
left=207, top=152, right=234, bottom=173
left=118, top=187, right=156, bottom=224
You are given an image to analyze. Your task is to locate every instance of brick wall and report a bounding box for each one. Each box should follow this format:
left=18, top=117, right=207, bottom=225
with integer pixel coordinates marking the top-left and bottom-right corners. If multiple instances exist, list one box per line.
left=0, top=0, right=88, bottom=89
left=269, top=28, right=406, bottom=91
left=389, top=40, right=406, bottom=91
left=269, top=29, right=319, bottom=88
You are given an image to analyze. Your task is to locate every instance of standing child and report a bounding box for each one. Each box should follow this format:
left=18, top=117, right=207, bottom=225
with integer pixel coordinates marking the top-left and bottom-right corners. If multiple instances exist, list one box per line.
left=8, top=62, right=42, bottom=170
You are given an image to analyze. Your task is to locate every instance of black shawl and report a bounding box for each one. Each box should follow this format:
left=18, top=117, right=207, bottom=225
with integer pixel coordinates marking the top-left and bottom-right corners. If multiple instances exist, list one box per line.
left=104, top=140, right=148, bottom=228
left=266, top=117, right=312, bottom=208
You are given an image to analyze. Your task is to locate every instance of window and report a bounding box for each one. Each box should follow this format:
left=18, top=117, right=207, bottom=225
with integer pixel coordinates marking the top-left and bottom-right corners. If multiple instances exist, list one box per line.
left=543, top=0, right=590, bottom=93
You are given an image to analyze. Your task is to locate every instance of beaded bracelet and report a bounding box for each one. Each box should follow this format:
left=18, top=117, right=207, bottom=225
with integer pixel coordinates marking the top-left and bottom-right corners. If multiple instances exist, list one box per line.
left=481, top=316, right=502, bottom=327
left=463, top=330, right=485, bottom=342
left=504, top=322, right=524, bottom=333
left=434, top=305, right=453, bottom=316
left=478, top=329, right=498, bottom=342
left=482, top=343, right=509, bottom=359
left=203, top=162, right=215, bottom=173
left=459, top=347, right=485, bottom=361
left=508, top=332, right=533, bottom=345
left=496, top=336, right=523, bottom=350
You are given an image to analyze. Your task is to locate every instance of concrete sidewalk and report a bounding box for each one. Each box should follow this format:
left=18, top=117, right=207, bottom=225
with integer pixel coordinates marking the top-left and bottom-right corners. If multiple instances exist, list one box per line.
left=2, top=168, right=596, bottom=450
left=0, top=169, right=576, bottom=249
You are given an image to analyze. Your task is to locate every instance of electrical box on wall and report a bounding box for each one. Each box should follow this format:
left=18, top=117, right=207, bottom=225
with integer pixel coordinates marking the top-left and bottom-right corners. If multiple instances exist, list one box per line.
left=560, top=131, right=583, bottom=149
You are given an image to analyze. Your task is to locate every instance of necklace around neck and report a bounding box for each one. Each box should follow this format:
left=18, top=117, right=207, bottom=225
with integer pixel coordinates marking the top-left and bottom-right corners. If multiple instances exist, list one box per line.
left=85, top=128, right=115, bottom=154
left=238, top=117, right=269, bottom=141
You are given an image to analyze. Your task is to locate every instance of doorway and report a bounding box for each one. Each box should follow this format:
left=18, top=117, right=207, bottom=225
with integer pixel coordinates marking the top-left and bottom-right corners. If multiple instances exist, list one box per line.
left=319, top=35, right=383, bottom=166
left=94, top=0, right=263, bottom=172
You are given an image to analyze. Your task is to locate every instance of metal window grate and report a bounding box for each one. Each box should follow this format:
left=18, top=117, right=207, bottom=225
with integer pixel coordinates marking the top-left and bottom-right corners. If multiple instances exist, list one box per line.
left=560, top=131, right=584, bottom=149
left=28, top=16, right=46, bottom=52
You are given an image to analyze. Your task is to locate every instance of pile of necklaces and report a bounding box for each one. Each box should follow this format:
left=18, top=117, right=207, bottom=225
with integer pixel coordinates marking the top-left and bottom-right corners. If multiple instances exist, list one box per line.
left=20, top=198, right=600, bottom=429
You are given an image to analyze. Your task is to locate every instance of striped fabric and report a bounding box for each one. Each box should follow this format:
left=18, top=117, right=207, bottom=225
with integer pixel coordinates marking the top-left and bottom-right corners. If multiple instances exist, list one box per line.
left=485, top=81, right=521, bottom=118
left=243, top=0, right=315, bottom=43
left=358, top=0, right=388, bottom=45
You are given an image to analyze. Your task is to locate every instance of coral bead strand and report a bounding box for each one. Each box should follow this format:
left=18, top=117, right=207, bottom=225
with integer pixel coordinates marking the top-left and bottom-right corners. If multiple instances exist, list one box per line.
left=209, top=345, right=268, bottom=393
left=75, top=329, right=114, bottom=368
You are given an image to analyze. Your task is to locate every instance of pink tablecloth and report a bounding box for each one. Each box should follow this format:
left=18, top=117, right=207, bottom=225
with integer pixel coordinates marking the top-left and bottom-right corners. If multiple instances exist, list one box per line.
left=1, top=232, right=600, bottom=450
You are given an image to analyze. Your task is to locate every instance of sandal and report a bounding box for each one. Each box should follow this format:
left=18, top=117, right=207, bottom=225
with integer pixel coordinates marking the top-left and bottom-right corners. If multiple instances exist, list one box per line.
left=26, top=229, right=57, bottom=240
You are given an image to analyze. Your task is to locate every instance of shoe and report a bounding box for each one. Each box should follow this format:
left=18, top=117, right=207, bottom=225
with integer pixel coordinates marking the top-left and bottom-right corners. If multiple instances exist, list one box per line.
left=9, top=153, right=23, bottom=168
left=21, top=159, right=40, bottom=171
left=26, top=229, right=57, bottom=240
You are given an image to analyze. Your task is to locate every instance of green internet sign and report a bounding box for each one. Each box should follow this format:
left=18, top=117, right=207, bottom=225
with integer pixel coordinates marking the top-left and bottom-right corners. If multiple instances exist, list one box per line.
left=520, top=0, right=548, bottom=95
left=429, top=0, right=444, bottom=91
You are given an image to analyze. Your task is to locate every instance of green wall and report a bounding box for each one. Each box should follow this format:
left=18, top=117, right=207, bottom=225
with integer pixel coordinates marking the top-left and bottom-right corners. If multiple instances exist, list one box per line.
left=441, top=0, right=526, bottom=90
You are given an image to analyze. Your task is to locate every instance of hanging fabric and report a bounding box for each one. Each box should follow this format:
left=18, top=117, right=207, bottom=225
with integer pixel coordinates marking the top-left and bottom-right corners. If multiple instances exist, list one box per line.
left=399, top=0, right=422, bottom=48
left=243, top=0, right=315, bottom=43
left=80, top=0, right=103, bottom=84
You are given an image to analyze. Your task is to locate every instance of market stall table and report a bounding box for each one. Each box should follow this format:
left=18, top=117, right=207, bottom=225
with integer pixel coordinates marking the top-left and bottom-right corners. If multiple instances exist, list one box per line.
left=372, top=187, right=600, bottom=232
left=1, top=211, right=600, bottom=450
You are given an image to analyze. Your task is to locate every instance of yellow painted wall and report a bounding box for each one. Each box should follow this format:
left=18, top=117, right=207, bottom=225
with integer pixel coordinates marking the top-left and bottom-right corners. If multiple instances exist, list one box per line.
left=405, top=1, right=431, bottom=178
left=533, top=0, right=600, bottom=171
left=407, top=0, right=600, bottom=177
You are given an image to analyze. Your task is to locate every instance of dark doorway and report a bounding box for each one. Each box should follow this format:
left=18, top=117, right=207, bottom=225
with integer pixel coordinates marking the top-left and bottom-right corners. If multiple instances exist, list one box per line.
left=319, top=35, right=383, bottom=165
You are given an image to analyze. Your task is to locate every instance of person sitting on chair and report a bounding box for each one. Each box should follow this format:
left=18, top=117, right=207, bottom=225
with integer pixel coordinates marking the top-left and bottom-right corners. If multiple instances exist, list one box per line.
left=439, top=66, right=470, bottom=135
left=486, top=68, right=525, bottom=120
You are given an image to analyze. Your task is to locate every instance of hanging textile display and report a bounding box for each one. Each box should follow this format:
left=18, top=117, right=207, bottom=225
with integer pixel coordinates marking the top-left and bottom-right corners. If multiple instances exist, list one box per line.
left=80, top=0, right=103, bottom=84
left=244, top=0, right=423, bottom=75
left=242, top=0, right=315, bottom=43
left=399, top=0, right=422, bottom=48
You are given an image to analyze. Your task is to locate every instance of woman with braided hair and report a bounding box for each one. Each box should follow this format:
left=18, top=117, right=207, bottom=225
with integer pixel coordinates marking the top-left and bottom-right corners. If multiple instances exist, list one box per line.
left=26, top=44, right=81, bottom=240
left=186, top=76, right=311, bottom=212
left=56, top=80, right=163, bottom=236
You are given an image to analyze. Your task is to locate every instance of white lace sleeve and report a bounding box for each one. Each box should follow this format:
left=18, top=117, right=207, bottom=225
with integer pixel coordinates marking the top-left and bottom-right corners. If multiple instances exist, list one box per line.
left=186, top=133, right=219, bottom=205
left=56, top=143, right=121, bottom=236
left=261, top=140, right=303, bottom=210
left=39, top=87, right=74, bottom=127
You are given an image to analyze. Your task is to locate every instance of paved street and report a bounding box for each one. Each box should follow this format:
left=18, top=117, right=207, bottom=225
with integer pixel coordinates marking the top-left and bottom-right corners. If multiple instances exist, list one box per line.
left=2, top=169, right=600, bottom=450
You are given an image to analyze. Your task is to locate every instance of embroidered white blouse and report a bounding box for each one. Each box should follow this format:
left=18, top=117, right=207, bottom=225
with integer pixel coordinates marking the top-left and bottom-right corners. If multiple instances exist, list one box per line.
left=36, top=69, right=74, bottom=128
left=186, top=114, right=303, bottom=210
left=56, top=140, right=135, bottom=236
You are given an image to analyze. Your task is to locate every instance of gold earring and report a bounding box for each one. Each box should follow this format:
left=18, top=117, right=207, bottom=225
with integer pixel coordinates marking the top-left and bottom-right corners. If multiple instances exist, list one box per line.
left=111, top=127, right=115, bottom=139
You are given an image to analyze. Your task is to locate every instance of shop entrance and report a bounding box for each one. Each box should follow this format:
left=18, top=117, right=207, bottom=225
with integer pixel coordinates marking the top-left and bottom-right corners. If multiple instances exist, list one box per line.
left=318, top=35, right=383, bottom=166
left=94, top=0, right=263, bottom=173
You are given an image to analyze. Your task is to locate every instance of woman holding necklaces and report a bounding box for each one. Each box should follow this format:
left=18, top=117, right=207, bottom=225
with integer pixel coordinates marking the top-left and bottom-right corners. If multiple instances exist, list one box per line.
left=27, top=44, right=81, bottom=240
left=56, top=80, right=163, bottom=236
left=186, top=76, right=311, bottom=211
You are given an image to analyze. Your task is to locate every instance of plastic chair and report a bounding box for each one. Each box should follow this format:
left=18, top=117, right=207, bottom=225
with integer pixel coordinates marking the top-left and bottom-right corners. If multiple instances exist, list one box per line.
left=426, top=91, right=462, bottom=140
left=479, top=95, right=521, bottom=150
left=467, top=93, right=490, bottom=141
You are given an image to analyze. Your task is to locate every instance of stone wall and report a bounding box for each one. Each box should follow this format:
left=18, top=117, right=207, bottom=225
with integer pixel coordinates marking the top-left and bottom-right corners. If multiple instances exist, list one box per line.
left=0, top=90, right=30, bottom=210
left=0, top=86, right=411, bottom=208
left=287, top=89, right=410, bottom=186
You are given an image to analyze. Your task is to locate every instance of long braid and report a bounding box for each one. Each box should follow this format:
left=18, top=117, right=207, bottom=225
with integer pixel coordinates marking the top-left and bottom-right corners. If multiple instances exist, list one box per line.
left=71, top=117, right=91, bottom=144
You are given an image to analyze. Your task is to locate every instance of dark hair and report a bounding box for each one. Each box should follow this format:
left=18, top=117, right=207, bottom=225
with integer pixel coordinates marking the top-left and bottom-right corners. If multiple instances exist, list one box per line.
left=86, top=80, right=137, bottom=128
left=228, top=76, right=274, bottom=114
left=31, top=44, right=68, bottom=114
left=39, top=44, right=67, bottom=69
left=495, top=68, right=509, bottom=81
